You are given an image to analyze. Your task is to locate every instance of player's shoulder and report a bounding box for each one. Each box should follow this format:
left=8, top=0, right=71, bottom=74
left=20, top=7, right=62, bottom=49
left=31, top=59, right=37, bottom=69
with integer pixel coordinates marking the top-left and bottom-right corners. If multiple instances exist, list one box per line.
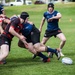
left=44, top=11, right=48, bottom=14
left=43, top=11, right=48, bottom=17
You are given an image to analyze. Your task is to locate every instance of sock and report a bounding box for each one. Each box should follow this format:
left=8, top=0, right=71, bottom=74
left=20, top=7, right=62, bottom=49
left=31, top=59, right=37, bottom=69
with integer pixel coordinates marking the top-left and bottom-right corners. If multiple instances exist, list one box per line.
left=60, top=49, right=62, bottom=52
left=47, top=47, right=56, bottom=53
left=37, top=52, right=48, bottom=60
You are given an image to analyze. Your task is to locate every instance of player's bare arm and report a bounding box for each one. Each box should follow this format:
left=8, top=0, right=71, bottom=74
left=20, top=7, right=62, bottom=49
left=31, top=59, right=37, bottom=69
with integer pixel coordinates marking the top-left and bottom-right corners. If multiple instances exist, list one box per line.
left=48, top=13, right=61, bottom=22
left=3, top=19, right=10, bottom=24
left=9, top=26, right=29, bottom=48
left=39, top=17, right=45, bottom=32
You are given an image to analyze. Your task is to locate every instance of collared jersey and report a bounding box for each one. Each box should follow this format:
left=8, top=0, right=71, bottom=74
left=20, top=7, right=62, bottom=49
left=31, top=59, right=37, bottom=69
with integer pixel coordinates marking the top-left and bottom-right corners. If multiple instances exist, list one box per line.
left=44, top=10, right=60, bottom=31
left=2, top=17, right=23, bottom=40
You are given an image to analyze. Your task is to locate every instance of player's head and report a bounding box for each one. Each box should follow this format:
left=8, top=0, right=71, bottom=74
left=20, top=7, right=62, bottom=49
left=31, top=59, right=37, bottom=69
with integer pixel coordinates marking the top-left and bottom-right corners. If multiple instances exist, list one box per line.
left=20, top=12, right=29, bottom=20
left=48, top=3, right=54, bottom=9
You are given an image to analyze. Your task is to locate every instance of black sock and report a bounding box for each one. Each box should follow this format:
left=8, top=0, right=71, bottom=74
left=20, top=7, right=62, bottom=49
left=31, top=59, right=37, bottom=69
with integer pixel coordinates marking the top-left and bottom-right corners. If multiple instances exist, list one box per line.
left=37, top=52, right=48, bottom=59
left=47, top=47, right=56, bottom=53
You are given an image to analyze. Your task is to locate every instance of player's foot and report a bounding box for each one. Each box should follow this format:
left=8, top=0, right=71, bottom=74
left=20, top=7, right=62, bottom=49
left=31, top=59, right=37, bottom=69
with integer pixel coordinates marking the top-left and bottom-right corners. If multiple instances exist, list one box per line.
left=0, top=61, right=4, bottom=64
left=48, top=52, right=54, bottom=58
left=55, top=49, right=61, bottom=60
left=32, top=54, right=37, bottom=59
left=2, top=59, right=7, bottom=64
left=60, top=52, right=64, bottom=56
left=0, top=60, right=7, bottom=65
left=43, top=58, right=50, bottom=63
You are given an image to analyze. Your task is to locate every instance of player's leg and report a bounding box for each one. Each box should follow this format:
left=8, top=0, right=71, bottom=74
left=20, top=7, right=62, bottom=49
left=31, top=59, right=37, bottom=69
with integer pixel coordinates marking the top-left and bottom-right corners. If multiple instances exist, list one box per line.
left=18, top=40, right=50, bottom=62
left=41, top=29, right=54, bottom=58
left=41, top=37, right=49, bottom=44
left=18, top=40, right=37, bottom=54
left=34, top=43, right=61, bottom=60
left=41, top=36, right=53, bottom=58
left=57, top=33, right=66, bottom=56
left=0, top=44, right=9, bottom=64
left=27, top=43, right=37, bottom=54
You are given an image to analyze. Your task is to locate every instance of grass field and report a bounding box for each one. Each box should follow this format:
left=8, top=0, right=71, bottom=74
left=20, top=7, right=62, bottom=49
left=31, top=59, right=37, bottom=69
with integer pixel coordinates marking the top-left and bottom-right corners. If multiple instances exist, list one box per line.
left=0, top=2, right=75, bottom=75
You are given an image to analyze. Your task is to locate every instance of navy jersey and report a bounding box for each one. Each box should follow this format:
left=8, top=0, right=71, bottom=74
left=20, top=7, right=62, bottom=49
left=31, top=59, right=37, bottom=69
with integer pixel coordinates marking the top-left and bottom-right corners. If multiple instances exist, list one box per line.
left=22, top=22, right=33, bottom=36
left=0, top=6, right=4, bottom=14
left=44, top=10, right=60, bottom=31
left=22, top=23, right=40, bottom=44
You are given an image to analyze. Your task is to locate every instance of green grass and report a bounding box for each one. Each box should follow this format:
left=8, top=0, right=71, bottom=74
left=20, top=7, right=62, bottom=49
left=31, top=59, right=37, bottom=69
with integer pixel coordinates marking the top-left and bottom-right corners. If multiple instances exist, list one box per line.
left=0, top=3, right=75, bottom=75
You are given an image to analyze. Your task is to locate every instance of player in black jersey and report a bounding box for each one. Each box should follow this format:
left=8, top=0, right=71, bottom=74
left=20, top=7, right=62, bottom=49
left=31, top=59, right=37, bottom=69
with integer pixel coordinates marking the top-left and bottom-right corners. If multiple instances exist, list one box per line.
left=0, top=12, right=29, bottom=64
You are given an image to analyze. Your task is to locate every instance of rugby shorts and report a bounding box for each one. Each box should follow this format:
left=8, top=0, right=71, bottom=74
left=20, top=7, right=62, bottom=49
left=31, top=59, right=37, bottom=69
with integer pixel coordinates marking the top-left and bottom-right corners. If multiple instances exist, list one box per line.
left=44, top=29, right=62, bottom=38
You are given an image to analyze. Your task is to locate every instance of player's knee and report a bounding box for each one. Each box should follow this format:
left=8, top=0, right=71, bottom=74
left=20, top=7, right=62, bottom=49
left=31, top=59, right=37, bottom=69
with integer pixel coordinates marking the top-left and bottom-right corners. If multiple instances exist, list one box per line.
left=62, top=38, right=66, bottom=43
left=3, top=51, right=9, bottom=58
left=34, top=45, right=39, bottom=52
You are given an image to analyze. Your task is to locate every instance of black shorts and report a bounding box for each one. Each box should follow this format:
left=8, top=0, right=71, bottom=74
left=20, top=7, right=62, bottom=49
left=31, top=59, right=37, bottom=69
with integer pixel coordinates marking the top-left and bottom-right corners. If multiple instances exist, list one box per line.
left=44, top=29, right=62, bottom=38
left=24, top=25, right=40, bottom=45
left=0, top=35, right=11, bottom=51
left=25, top=25, right=40, bottom=45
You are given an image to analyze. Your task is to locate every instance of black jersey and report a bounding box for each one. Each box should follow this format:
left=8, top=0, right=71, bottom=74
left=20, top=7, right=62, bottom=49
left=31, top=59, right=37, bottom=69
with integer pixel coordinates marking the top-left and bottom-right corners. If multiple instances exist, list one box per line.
left=2, top=18, right=23, bottom=40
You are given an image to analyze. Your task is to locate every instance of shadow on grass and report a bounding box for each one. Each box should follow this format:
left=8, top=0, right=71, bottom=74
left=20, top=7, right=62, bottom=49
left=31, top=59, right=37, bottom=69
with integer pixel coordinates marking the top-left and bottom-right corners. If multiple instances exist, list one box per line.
left=0, top=57, right=44, bottom=68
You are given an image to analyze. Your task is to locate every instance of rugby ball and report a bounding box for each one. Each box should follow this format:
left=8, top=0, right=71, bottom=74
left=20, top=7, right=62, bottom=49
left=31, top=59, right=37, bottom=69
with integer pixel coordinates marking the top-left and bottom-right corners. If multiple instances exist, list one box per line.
left=62, top=57, right=73, bottom=65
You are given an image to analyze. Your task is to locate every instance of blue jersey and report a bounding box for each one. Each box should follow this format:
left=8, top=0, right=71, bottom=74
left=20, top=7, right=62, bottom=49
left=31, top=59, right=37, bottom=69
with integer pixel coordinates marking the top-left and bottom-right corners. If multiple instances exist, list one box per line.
left=0, top=6, right=4, bottom=14
left=44, top=10, right=60, bottom=31
left=22, top=23, right=33, bottom=36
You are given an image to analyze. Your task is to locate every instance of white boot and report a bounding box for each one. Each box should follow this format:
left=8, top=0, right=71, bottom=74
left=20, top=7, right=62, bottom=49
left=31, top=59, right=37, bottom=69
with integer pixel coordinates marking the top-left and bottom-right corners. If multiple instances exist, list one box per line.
left=60, top=49, right=64, bottom=56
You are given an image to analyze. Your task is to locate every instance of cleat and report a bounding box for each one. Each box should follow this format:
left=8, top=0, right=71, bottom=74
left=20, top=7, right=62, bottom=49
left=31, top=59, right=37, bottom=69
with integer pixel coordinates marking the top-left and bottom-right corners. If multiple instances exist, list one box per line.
left=32, top=54, right=37, bottom=59
left=2, top=60, right=7, bottom=64
left=0, top=60, right=7, bottom=65
left=55, top=49, right=61, bottom=60
left=60, top=52, right=64, bottom=56
left=0, top=61, right=6, bottom=64
left=43, top=58, right=50, bottom=63
left=0, top=61, right=4, bottom=64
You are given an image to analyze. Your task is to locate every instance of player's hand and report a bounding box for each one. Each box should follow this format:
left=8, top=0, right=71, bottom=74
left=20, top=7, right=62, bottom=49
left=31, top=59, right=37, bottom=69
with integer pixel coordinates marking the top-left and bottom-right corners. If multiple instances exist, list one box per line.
left=20, top=35, right=26, bottom=41
left=0, top=14, right=6, bottom=17
left=48, top=18, right=53, bottom=22
left=24, top=43, right=29, bottom=49
left=39, top=28, right=42, bottom=33
left=20, top=37, right=29, bottom=49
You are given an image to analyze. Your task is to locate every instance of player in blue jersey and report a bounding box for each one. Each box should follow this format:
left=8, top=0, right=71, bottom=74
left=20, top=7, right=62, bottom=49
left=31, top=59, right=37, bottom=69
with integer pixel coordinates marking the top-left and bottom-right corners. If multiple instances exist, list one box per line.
left=18, top=12, right=61, bottom=62
left=39, top=3, right=66, bottom=57
left=0, top=5, right=5, bottom=15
